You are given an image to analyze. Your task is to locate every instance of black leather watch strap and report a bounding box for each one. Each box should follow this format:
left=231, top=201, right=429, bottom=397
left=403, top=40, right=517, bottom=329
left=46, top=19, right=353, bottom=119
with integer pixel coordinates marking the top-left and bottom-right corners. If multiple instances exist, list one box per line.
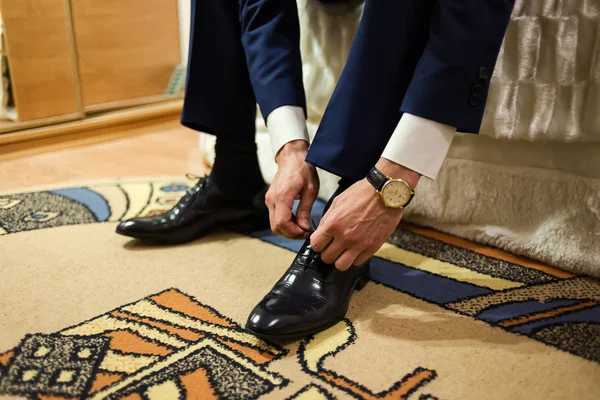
left=366, top=167, right=388, bottom=192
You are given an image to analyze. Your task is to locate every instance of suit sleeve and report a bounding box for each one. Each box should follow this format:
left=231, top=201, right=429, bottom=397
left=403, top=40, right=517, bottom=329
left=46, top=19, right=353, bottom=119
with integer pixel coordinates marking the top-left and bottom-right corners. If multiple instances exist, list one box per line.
left=238, top=0, right=307, bottom=122
left=400, top=0, right=514, bottom=134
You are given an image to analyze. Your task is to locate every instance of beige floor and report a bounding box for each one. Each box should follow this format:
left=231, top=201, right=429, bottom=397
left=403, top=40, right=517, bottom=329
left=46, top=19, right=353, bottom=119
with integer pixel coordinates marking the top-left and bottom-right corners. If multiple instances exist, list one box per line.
left=0, top=120, right=208, bottom=192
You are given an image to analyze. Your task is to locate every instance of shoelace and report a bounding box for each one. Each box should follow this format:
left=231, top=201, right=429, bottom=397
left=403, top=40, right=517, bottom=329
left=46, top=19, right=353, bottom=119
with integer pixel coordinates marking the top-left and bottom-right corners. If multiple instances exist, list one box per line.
left=297, top=245, right=318, bottom=266
left=297, top=243, right=336, bottom=274
left=296, top=218, right=326, bottom=267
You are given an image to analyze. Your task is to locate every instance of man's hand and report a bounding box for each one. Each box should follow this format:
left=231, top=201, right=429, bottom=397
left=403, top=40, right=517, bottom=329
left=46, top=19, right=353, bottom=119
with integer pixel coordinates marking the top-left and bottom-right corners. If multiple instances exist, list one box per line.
left=310, top=158, right=420, bottom=271
left=266, top=140, right=320, bottom=239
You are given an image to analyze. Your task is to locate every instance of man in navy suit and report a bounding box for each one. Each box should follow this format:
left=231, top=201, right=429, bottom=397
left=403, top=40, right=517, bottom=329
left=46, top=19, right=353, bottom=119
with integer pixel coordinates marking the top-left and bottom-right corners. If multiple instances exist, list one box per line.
left=118, top=0, right=515, bottom=340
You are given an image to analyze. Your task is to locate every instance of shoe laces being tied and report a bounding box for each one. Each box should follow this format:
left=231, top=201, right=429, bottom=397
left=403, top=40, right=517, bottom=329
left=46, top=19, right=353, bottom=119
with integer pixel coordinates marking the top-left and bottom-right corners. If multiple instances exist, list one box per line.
left=296, top=219, right=324, bottom=267
left=296, top=244, right=320, bottom=267
left=295, top=244, right=337, bottom=283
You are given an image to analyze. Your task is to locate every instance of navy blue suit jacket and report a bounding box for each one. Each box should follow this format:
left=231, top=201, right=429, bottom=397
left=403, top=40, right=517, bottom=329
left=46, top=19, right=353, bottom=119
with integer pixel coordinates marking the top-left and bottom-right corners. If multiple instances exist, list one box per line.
left=238, top=0, right=514, bottom=134
left=399, top=0, right=514, bottom=133
left=238, top=0, right=306, bottom=120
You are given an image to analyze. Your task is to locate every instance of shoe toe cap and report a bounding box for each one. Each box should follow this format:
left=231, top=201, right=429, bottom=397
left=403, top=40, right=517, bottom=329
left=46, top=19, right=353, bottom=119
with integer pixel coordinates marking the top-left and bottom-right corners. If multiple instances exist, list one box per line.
left=246, top=308, right=280, bottom=334
left=116, top=219, right=158, bottom=236
left=115, top=220, right=143, bottom=235
left=246, top=298, right=299, bottom=333
left=116, top=220, right=133, bottom=232
left=246, top=296, right=324, bottom=337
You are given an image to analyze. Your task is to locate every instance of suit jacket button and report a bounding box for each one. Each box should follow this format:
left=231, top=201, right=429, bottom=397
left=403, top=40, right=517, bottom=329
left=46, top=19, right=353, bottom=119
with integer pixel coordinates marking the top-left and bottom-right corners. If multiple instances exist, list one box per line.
left=478, top=67, right=489, bottom=79
left=469, top=94, right=482, bottom=106
left=471, top=84, right=484, bottom=94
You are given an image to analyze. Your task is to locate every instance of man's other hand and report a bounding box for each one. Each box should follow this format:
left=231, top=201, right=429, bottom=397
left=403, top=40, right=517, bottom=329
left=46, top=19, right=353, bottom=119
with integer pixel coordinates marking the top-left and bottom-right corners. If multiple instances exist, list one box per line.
left=266, top=140, right=319, bottom=239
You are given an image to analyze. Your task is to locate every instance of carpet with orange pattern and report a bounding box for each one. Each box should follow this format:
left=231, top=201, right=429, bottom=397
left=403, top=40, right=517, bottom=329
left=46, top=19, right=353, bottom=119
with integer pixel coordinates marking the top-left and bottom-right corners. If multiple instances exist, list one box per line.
left=0, top=177, right=598, bottom=399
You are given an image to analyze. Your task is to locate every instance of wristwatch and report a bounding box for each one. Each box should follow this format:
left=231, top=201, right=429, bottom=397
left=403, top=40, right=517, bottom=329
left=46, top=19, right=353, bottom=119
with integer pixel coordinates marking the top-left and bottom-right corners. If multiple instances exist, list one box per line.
left=366, top=167, right=415, bottom=209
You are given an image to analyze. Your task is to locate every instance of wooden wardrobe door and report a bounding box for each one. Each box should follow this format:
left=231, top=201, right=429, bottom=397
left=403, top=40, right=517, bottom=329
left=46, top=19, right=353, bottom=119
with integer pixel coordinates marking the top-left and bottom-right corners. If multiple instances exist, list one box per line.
left=70, top=0, right=181, bottom=110
left=0, top=0, right=81, bottom=121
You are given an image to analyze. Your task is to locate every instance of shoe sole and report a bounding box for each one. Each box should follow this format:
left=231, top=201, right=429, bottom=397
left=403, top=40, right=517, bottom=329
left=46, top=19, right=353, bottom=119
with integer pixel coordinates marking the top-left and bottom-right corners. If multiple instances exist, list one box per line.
left=246, top=319, right=343, bottom=343
left=245, top=276, right=369, bottom=342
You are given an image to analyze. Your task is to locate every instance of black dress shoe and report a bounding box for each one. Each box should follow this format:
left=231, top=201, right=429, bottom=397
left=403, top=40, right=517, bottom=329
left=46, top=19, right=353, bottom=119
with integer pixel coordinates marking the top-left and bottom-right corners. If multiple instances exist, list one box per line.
left=116, top=176, right=269, bottom=244
left=245, top=238, right=369, bottom=340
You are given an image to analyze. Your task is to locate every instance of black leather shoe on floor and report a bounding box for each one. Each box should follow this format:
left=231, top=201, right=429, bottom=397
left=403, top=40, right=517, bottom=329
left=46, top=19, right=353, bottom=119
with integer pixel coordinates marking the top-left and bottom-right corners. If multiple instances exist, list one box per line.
left=245, top=238, right=370, bottom=341
left=116, top=176, right=269, bottom=244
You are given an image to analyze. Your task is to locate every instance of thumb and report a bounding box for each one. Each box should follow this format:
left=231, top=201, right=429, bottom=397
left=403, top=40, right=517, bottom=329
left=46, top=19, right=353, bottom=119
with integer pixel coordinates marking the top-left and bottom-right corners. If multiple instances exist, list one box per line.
left=296, top=184, right=318, bottom=231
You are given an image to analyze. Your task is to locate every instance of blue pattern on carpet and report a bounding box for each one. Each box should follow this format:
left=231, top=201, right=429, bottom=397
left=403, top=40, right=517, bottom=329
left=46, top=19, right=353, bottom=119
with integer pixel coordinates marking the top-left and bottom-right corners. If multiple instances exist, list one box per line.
left=478, top=299, right=581, bottom=323
left=369, top=257, right=491, bottom=303
left=50, top=189, right=110, bottom=222
left=509, top=305, right=600, bottom=335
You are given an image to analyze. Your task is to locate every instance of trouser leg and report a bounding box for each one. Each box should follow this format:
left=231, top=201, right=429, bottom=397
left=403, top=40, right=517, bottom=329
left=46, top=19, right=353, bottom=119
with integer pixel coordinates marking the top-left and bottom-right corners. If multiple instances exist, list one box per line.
left=181, top=0, right=257, bottom=139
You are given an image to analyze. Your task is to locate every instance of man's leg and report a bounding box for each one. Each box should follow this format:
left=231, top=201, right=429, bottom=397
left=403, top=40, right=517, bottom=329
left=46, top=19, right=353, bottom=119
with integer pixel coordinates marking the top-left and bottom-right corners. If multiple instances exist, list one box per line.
left=246, top=0, right=439, bottom=340
left=182, top=0, right=264, bottom=200
left=116, top=0, right=268, bottom=242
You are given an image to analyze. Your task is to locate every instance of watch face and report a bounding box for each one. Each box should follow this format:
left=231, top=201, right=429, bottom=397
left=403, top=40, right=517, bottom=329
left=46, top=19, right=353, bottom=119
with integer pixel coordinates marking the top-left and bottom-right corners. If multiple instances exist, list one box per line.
left=381, top=180, right=412, bottom=208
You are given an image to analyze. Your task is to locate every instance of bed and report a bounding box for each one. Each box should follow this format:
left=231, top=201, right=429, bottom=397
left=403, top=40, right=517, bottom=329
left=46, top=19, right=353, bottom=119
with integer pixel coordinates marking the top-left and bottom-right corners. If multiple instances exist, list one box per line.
left=200, top=0, right=600, bottom=277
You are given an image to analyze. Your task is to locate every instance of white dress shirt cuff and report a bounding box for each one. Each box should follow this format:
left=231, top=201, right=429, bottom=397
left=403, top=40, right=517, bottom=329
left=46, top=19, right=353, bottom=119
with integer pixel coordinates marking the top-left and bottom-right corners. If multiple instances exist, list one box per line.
left=266, top=106, right=309, bottom=159
left=381, top=113, right=456, bottom=180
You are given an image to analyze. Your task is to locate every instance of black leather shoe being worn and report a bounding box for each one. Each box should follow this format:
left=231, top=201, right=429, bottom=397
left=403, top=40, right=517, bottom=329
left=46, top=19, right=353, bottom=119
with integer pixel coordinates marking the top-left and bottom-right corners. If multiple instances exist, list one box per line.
left=116, top=176, right=269, bottom=244
left=246, top=238, right=370, bottom=341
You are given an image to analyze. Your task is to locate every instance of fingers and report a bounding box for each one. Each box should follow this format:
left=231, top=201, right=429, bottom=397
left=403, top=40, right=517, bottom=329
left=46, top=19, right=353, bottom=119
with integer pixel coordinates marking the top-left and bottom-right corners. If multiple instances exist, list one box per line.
left=296, top=183, right=319, bottom=231
left=274, top=202, right=305, bottom=238
left=335, top=249, right=361, bottom=271
left=265, top=184, right=307, bottom=239
left=353, top=251, right=371, bottom=267
left=265, top=192, right=276, bottom=226
left=320, top=239, right=345, bottom=265
left=310, top=227, right=333, bottom=253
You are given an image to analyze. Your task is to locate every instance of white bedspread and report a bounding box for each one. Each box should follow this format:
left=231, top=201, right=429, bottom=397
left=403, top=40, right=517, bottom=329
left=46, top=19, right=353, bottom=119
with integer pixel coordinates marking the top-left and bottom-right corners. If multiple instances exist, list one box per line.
left=201, top=0, right=600, bottom=276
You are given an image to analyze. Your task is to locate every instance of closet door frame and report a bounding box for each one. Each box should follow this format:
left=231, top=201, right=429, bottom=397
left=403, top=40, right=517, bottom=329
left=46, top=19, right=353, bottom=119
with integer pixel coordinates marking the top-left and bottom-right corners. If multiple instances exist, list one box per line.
left=0, top=0, right=84, bottom=134
left=69, top=0, right=183, bottom=113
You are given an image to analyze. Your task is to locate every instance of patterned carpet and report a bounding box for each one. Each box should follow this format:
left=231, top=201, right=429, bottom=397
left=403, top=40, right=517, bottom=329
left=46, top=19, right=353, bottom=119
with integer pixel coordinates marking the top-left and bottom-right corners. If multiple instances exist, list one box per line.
left=0, top=177, right=598, bottom=399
